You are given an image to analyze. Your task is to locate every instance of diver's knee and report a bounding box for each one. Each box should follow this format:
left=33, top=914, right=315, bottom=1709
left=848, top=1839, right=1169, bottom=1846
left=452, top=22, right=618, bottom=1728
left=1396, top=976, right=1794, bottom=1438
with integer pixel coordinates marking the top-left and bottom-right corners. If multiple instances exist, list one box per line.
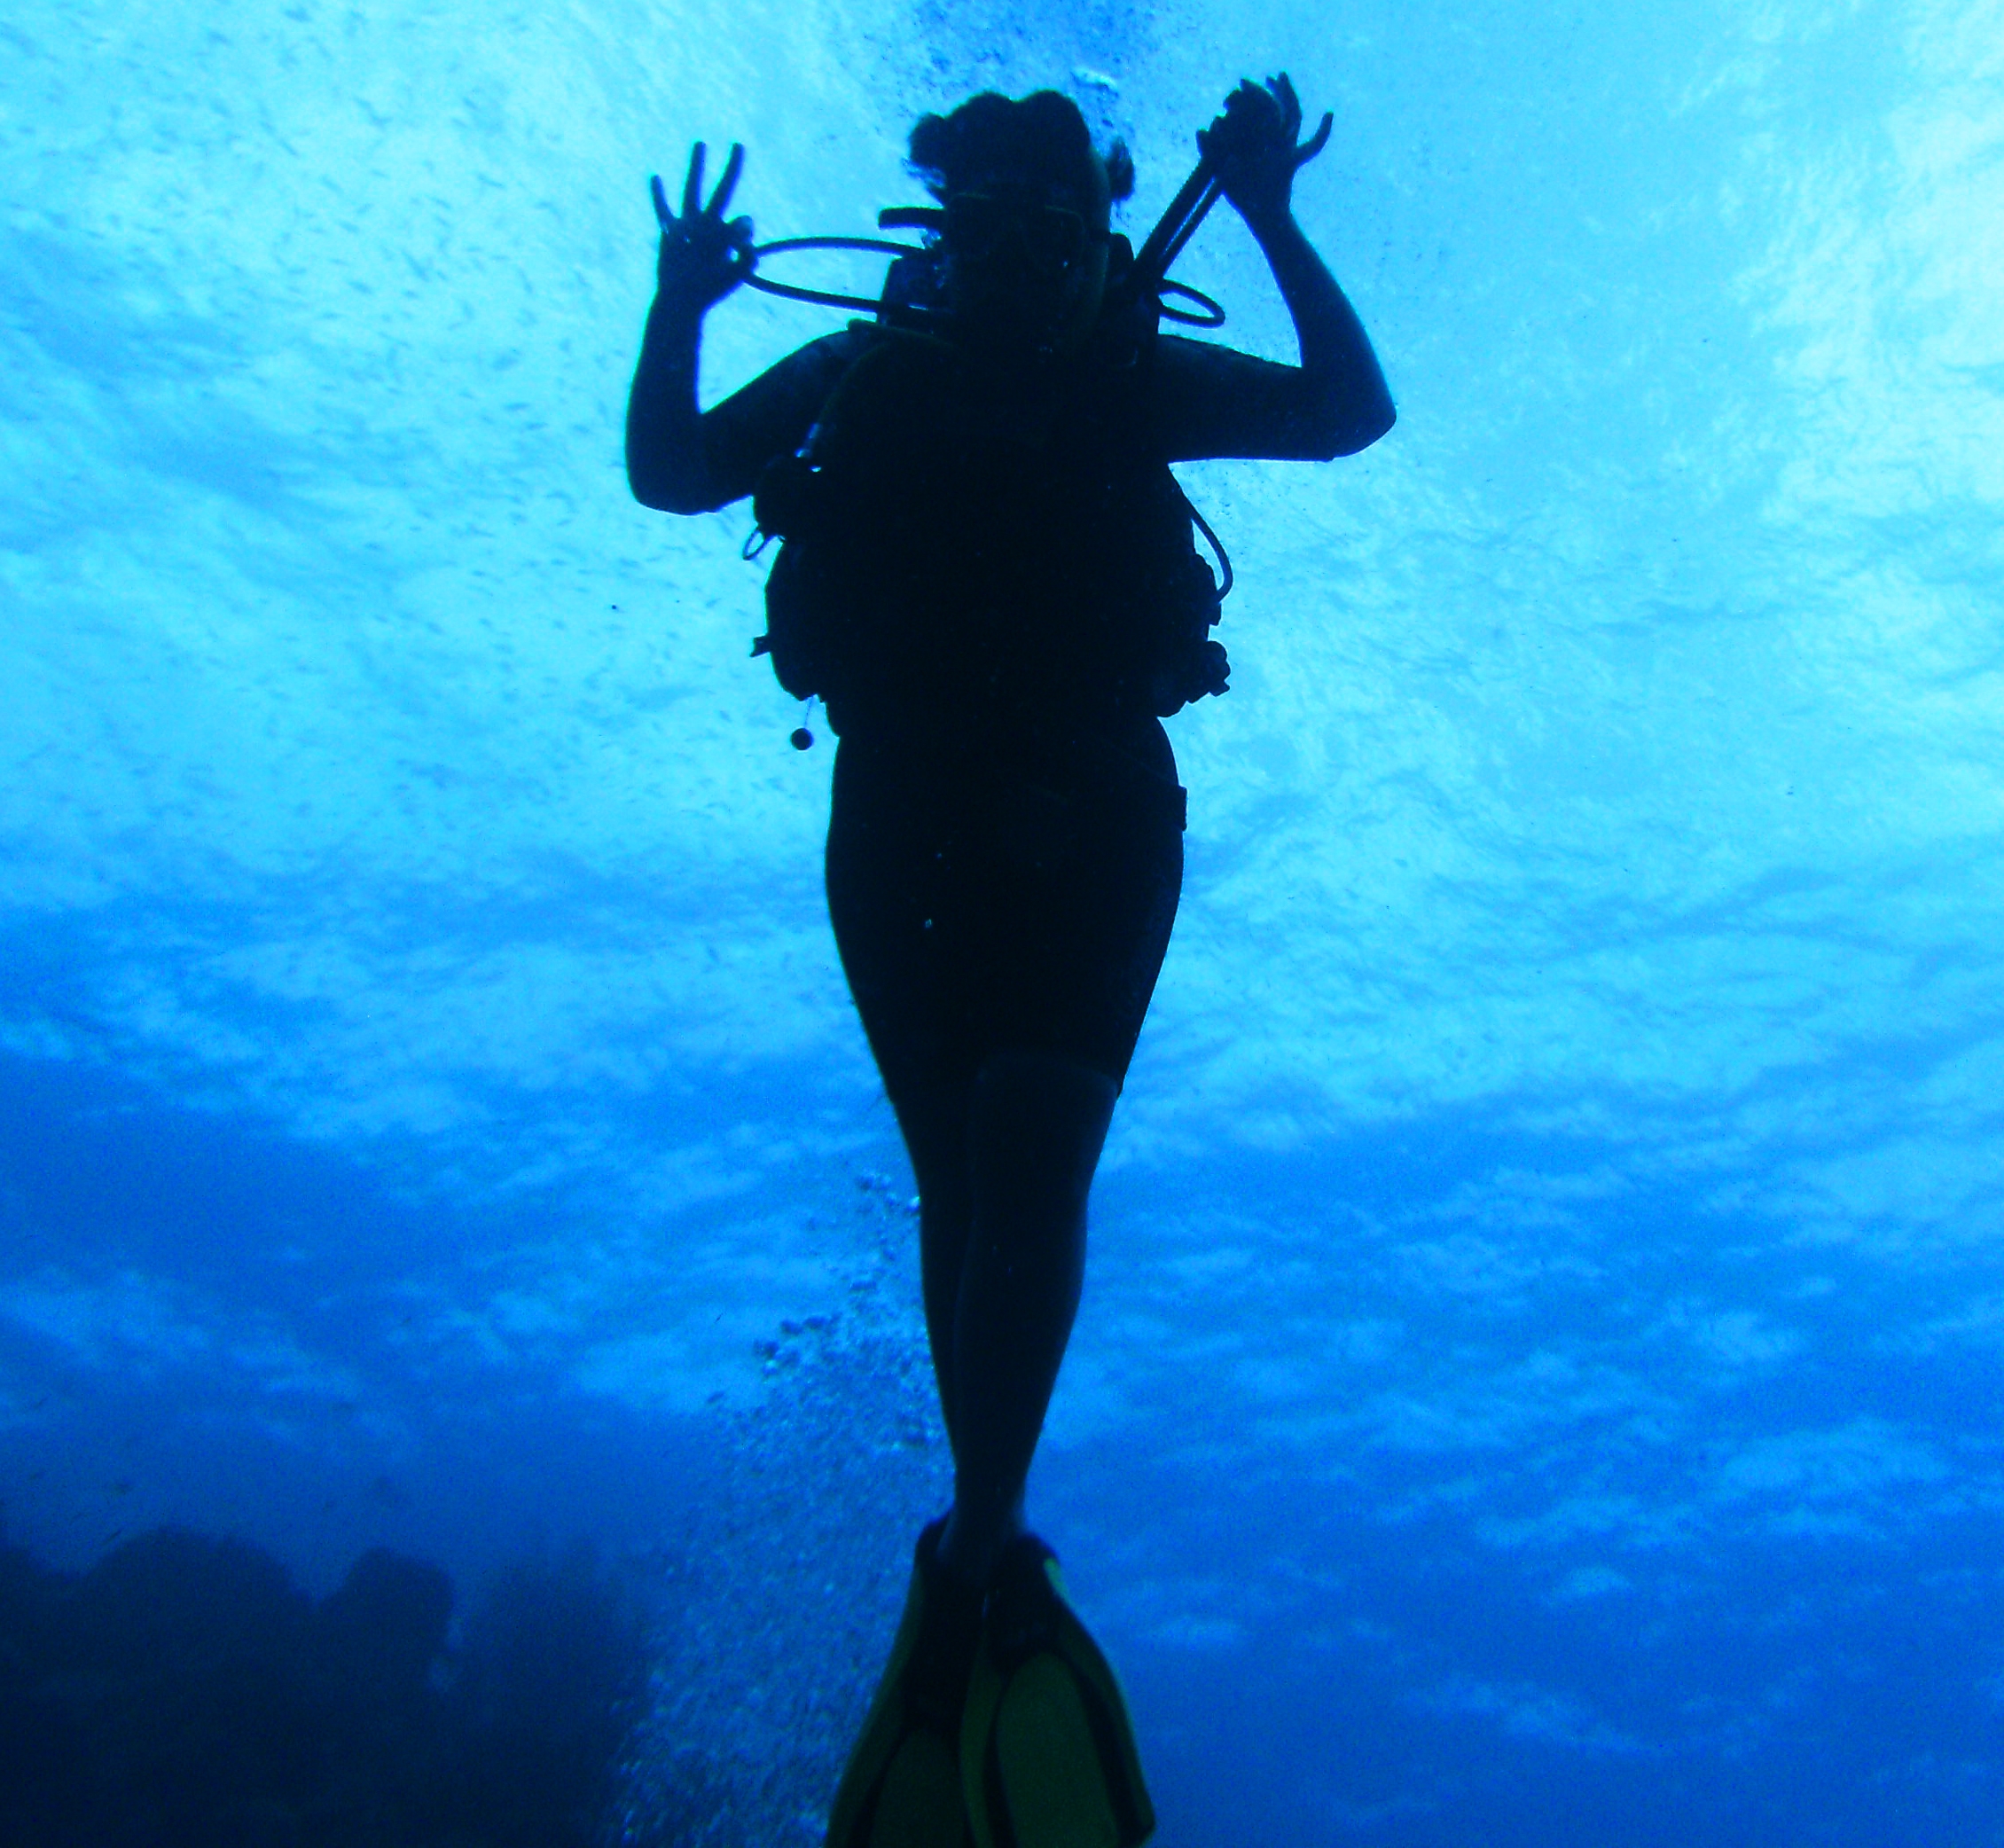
left=971, top=1049, right=1117, bottom=1195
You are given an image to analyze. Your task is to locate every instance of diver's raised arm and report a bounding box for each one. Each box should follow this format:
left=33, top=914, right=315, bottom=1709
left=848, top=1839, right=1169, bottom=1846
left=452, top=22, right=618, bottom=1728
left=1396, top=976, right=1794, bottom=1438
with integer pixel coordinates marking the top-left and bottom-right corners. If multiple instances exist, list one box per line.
left=1202, top=77, right=1394, bottom=458
left=625, top=142, right=755, bottom=514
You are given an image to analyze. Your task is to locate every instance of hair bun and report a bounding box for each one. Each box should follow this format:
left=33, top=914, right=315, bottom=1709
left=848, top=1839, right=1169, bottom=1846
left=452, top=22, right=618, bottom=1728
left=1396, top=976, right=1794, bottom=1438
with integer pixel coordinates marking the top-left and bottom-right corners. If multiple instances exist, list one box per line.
left=908, top=90, right=1134, bottom=215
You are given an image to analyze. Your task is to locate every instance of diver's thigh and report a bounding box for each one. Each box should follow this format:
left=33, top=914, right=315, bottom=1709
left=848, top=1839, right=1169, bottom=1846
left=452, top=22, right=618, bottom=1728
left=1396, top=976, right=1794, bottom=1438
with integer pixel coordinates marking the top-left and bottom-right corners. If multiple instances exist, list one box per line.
left=1082, top=727, right=1186, bottom=1069
left=825, top=738, right=984, bottom=1162
left=974, top=748, right=1184, bottom=1086
left=826, top=742, right=946, bottom=1083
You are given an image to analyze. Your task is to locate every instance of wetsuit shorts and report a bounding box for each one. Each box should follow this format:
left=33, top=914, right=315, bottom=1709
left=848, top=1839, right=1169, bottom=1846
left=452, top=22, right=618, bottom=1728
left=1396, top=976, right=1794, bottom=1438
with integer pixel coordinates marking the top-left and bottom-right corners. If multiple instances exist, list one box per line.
left=825, top=717, right=1185, bottom=1100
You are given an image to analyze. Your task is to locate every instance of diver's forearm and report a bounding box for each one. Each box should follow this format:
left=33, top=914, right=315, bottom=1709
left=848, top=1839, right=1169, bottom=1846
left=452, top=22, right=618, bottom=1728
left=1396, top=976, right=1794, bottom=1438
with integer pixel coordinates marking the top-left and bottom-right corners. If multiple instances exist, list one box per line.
left=1247, top=209, right=1395, bottom=455
left=625, top=293, right=716, bottom=513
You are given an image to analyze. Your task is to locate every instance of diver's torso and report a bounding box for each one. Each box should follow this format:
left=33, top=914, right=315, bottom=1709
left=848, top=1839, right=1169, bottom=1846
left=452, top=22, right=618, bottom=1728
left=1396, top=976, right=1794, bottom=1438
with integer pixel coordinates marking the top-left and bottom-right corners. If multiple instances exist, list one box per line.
left=806, top=332, right=1188, bottom=744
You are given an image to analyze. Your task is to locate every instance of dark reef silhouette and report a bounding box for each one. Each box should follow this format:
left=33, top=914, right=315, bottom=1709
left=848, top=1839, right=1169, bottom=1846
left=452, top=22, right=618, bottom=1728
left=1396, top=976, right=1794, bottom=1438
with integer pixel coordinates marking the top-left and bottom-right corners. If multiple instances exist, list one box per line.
left=0, top=1522, right=650, bottom=1847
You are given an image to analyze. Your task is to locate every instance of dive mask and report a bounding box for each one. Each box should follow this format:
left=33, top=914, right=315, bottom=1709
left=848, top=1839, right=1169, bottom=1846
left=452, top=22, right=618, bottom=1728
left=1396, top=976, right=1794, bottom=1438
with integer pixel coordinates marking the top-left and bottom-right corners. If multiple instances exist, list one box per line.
left=943, top=190, right=1100, bottom=273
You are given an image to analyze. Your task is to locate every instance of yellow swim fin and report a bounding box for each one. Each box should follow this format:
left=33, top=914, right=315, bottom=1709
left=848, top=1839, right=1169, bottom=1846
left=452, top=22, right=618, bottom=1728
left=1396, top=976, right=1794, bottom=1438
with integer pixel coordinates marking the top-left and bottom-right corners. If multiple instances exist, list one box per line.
left=828, top=1519, right=986, bottom=1848
left=959, top=1535, right=1155, bottom=1848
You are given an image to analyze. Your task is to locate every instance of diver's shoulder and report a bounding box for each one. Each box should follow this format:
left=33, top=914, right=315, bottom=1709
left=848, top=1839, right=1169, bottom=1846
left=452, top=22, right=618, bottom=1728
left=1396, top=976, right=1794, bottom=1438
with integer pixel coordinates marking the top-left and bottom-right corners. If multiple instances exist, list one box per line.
left=763, top=322, right=881, bottom=391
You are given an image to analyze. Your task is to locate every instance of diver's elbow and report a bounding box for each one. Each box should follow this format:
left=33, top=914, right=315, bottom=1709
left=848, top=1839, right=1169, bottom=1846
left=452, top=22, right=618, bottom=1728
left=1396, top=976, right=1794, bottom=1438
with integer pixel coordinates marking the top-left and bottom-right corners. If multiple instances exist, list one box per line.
left=1321, top=396, right=1396, bottom=459
left=1293, top=373, right=1396, bottom=459
left=627, top=459, right=713, bottom=516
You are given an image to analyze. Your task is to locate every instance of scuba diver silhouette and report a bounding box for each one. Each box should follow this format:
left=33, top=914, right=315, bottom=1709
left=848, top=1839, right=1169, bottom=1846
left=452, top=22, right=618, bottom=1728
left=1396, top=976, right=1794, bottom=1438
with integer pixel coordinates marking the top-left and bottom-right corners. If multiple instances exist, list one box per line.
left=627, top=75, right=1392, bottom=1848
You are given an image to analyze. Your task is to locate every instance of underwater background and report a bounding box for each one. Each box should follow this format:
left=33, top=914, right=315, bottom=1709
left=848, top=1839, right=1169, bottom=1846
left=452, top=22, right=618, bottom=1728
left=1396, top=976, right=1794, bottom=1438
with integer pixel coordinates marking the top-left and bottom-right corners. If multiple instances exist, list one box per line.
left=4, top=0, right=2003, bottom=1841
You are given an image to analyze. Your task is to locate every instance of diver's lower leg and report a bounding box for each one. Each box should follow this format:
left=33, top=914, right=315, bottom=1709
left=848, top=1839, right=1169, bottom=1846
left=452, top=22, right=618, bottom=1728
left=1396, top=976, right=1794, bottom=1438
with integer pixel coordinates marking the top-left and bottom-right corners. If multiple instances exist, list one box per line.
left=917, top=1189, right=972, bottom=1456
left=935, top=1049, right=1116, bottom=1587
left=892, top=1079, right=977, bottom=1455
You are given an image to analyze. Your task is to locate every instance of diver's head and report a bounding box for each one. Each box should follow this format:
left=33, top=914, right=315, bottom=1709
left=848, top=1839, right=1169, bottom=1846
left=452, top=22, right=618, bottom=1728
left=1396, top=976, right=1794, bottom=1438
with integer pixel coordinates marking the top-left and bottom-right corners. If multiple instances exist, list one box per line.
left=908, top=90, right=1134, bottom=356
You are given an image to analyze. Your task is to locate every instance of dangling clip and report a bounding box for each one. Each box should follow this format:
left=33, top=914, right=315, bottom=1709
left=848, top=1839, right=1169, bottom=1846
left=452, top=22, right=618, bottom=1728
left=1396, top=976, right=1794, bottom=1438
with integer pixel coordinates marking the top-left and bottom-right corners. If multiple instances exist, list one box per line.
left=790, top=696, right=818, bottom=751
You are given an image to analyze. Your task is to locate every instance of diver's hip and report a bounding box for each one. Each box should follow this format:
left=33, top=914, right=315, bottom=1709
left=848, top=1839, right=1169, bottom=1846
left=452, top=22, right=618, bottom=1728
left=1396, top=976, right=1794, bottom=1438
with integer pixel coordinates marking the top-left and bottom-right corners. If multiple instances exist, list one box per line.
left=835, top=692, right=1177, bottom=791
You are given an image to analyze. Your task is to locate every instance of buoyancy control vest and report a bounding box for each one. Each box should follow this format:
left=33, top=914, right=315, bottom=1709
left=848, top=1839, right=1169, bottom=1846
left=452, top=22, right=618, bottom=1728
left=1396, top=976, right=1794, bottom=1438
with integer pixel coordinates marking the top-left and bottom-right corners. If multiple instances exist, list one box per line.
left=748, top=301, right=1231, bottom=739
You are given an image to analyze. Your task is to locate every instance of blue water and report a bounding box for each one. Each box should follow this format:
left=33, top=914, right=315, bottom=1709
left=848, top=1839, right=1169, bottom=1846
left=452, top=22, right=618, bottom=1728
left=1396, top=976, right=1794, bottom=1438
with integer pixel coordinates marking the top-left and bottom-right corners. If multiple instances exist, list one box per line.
left=4, top=0, right=2003, bottom=1841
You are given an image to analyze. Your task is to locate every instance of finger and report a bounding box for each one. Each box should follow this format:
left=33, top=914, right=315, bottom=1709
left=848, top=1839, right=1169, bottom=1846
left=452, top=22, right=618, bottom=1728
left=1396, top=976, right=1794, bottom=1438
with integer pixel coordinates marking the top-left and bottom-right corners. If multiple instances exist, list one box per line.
left=1274, top=73, right=1303, bottom=138
left=683, top=142, right=706, bottom=221
left=708, top=141, right=745, bottom=218
left=1294, top=111, right=1334, bottom=168
left=650, top=173, right=674, bottom=233
left=1262, top=74, right=1294, bottom=137
left=1254, top=76, right=1288, bottom=134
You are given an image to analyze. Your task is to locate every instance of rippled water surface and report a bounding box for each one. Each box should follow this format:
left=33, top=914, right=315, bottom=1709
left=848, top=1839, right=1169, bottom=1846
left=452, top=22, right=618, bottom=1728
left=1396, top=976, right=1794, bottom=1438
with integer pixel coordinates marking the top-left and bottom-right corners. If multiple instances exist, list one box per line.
left=4, top=2, right=2002, bottom=1841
